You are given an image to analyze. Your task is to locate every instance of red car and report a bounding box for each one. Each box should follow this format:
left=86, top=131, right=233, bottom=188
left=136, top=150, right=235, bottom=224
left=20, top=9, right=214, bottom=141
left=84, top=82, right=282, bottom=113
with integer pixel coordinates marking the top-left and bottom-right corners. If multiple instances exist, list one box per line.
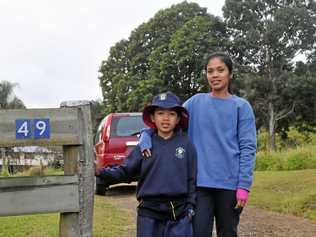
left=94, top=112, right=147, bottom=195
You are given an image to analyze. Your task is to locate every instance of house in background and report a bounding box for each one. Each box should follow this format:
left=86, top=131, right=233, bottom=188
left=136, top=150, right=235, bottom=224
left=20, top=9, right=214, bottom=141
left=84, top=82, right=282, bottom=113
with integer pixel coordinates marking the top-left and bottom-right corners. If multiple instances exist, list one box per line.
left=0, top=146, right=63, bottom=173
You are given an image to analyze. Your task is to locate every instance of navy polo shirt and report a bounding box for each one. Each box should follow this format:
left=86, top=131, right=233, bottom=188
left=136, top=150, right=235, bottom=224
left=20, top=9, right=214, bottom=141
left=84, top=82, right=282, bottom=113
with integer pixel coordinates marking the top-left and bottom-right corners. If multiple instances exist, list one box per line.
left=99, top=131, right=197, bottom=206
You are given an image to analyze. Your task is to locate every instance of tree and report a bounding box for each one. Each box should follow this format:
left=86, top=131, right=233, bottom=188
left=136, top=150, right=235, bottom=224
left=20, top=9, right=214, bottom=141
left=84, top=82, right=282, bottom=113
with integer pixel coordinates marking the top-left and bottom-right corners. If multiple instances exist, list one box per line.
left=0, top=80, right=25, bottom=109
left=0, top=80, right=25, bottom=175
left=291, top=60, right=316, bottom=132
left=223, top=0, right=316, bottom=150
left=148, top=14, right=227, bottom=101
left=99, top=1, right=227, bottom=112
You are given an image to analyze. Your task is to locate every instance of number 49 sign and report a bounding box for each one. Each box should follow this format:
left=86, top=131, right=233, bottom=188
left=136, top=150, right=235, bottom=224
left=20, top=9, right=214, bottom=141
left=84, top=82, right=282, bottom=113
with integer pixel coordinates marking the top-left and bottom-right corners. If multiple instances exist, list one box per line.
left=16, top=119, right=50, bottom=139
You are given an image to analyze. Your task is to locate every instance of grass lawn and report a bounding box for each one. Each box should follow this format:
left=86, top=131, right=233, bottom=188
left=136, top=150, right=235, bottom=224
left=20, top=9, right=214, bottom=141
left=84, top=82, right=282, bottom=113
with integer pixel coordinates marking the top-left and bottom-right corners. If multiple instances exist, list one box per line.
left=1, top=169, right=315, bottom=236
left=0, top=196, right=134, bottom=237
left=249, top=169, right=316, bottom=220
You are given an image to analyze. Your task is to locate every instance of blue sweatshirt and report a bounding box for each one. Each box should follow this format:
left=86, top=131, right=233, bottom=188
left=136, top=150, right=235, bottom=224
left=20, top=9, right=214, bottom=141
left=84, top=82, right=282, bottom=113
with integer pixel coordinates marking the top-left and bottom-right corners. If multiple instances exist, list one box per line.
left=99, top=131, right=197, bottom=206
left=183, top=93, right=256, bottom=191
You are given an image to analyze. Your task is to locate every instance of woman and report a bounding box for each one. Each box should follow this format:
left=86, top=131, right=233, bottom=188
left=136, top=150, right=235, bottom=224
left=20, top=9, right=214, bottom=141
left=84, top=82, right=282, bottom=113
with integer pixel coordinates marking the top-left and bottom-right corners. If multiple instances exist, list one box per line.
left=141, top=52, right=257, bottom=237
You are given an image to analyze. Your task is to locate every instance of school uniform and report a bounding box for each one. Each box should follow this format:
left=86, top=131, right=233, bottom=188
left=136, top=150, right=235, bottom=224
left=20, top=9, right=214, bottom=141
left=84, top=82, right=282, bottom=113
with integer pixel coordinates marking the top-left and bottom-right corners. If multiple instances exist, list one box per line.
left=98, top=130, right=197, bottom=237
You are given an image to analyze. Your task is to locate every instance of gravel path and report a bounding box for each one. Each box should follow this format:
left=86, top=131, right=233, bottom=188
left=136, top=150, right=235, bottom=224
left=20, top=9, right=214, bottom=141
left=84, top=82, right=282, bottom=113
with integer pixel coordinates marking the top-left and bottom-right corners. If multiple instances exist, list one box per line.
left=103, top=184, right=316, bottom=237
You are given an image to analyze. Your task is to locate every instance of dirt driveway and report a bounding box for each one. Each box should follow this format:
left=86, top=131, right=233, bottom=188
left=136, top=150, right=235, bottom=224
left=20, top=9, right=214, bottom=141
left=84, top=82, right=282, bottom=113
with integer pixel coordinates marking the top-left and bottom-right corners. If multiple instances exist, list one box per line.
left=103, top=184, right=316, bottom=237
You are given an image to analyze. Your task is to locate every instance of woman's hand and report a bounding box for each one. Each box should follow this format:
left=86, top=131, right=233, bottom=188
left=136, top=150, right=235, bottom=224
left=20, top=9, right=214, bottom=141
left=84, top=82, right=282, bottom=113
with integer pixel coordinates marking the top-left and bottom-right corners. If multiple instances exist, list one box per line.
left=142, top=149, right=152, bottom=158
left=235, top=188, right=249, bottom=209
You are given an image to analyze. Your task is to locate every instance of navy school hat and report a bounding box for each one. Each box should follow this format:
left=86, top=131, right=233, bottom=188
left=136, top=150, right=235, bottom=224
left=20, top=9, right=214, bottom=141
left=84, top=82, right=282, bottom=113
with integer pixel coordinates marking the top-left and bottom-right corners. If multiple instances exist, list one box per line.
left=142, top=91, right=189, bottom=129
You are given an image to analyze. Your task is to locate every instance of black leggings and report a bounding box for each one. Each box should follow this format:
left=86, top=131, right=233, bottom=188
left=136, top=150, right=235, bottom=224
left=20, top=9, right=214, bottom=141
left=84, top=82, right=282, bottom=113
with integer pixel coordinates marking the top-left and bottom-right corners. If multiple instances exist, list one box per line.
left=193, top=187, right=242, bottom=237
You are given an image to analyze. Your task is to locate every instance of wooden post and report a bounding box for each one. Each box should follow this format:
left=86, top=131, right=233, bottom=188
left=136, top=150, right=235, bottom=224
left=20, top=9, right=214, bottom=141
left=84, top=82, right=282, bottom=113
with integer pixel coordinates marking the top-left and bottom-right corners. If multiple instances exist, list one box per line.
left=60, top=101, right=95, bottom=237
left=60, top=146, right=81, bottom=237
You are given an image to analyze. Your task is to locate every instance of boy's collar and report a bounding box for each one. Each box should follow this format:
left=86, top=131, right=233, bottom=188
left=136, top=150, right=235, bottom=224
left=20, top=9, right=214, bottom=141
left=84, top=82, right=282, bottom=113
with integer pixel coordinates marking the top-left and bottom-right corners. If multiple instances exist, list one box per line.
left=153, top=129, right=183, bottom=140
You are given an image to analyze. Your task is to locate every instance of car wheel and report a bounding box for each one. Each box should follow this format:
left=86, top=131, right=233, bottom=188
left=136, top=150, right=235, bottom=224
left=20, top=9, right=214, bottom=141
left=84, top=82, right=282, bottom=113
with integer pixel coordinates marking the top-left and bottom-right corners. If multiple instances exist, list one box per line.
left=95, top=183, right=107, bottom=195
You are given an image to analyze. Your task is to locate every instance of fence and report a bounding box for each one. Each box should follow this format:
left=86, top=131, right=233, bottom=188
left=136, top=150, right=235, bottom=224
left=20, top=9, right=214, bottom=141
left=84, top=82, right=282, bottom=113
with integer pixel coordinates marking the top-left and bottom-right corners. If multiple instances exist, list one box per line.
left=0, top=101, right=95, bottom=237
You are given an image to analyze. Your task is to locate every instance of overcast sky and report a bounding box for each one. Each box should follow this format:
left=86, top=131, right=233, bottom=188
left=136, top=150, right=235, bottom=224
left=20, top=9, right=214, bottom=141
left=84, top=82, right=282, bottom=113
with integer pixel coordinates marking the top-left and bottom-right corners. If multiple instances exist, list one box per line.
left=0, top=0, right=225, bottom=108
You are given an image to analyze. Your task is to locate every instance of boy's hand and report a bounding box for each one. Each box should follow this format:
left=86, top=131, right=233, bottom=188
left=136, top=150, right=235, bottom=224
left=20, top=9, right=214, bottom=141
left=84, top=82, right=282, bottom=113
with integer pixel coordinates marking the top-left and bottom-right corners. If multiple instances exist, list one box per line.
left=142, top=149, right=152, bottom=158
left=94, top=161, right=102, bottom=176
left=187, top=208, right=195, bottom=221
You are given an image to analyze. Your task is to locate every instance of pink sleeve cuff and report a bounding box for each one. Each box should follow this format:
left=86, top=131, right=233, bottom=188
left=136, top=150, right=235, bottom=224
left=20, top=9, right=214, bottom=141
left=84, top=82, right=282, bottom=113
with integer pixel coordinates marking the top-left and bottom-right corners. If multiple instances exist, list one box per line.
left=236, top=188, right=249, bottom=202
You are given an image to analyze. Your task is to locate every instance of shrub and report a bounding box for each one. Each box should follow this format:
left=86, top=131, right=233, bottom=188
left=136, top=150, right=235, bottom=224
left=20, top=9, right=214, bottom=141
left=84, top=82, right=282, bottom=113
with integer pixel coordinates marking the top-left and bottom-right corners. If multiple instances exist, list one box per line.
left=257, top=128, right=316, bottom=151
left=255, top=145, right=316, bottom=171
left=255, top=152, right=285, bottom=171
left=284, top=150, right=308, bottom=170
left=0, top=158, right=10, bottom=177
left=280, top=127, right=313, bottom=148
left=0, top=165, right=10, bottom=177
left=257, top=130, right=269, bottom=151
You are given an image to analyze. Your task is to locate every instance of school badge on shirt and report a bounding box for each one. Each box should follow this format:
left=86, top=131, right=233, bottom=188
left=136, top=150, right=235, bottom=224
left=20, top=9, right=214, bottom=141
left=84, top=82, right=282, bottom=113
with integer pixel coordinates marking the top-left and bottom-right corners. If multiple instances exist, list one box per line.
left=175, top=147, right=185, bottom=159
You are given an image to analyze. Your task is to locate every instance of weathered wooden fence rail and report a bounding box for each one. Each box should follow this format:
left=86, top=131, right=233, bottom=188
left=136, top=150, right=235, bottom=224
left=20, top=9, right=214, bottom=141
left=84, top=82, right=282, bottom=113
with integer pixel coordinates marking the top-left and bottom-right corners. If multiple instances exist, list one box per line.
left=0, top=101, right=95, bottom=237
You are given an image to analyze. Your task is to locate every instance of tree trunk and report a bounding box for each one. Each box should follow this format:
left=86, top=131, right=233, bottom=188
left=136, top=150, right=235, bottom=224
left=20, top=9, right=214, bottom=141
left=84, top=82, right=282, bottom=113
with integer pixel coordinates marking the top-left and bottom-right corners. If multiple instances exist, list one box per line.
left=265, top=48, right=277, bottom=152
left=268, top=102, right=277, bottom=151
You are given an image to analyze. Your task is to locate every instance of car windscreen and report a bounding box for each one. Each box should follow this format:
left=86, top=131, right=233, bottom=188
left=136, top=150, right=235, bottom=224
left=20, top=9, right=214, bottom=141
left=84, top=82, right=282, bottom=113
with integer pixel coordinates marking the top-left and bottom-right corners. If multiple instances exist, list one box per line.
left=110, top=116, right=146, bottom=137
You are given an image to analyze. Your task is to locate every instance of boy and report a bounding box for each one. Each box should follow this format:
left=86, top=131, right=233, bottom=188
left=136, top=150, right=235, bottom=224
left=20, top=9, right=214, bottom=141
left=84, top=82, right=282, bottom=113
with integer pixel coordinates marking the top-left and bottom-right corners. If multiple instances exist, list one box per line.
left=95, top=91, right=197, bottom=237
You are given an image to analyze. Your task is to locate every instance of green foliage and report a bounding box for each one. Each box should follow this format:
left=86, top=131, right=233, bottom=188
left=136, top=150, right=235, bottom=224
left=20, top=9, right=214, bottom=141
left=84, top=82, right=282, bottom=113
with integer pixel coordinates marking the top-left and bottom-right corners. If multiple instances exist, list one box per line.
left=280, top=127, right=314, bottom=147
left=255, top=145, right=316, bottom=171
left=223, top=0, right=316, bottom=150
left=257, top=129, right=275, bottom=152
left=257, top=128, right=316, bottom=151
left=223, top=0, right=316, bottom=67
left=256, top=128, right=316, bottom=171
left=311, top=132, right=316, bottom=145
left=0, top=164, right=10, bottom=177
left=148, top=14, right=227, bottom=101
left=0, top=80, right=25, bottom=109
left=250, top=170, right=316, bottom=220
left=288, top=72, right=316, bottom=130
left=255, top=151, right=285, bottom=171
left=285, top=148, right=316, bottom=170
left=99, top=2, right=227, bottom=112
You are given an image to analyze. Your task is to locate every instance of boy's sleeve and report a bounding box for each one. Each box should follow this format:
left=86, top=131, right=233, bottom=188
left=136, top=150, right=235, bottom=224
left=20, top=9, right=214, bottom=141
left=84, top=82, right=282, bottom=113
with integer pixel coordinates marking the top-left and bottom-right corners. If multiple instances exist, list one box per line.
left=98, top=146, right=142, bottom=184
left=186, top=141, right=197, bottom=208
left=237, top=102, right=257, bottom=191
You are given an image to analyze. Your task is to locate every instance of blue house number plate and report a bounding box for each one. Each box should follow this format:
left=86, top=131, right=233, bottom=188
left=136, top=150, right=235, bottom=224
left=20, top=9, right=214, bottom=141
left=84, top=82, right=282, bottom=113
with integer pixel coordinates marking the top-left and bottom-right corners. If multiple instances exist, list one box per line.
left=15, top=119, right=50, bottom=139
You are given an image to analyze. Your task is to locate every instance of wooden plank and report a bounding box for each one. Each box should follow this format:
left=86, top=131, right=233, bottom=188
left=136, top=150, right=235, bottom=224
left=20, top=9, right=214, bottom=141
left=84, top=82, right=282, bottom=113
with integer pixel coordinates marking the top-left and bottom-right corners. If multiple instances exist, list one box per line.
left=0, top=183, right=79, bottom=216
left=0, top=175, right=78, bottom=189
left=0, top=108, right=81, bottom=146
